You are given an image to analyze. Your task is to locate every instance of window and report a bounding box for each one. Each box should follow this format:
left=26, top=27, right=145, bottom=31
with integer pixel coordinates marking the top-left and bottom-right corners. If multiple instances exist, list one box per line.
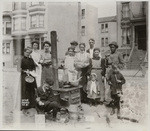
left=3, top=43, right=5, bottom=54
left=122, top=28, right=131, bottom=46
left=3, top=43, right=10, bottom=54
left=14, top=2, right=19, bottom=10
left=41, top=37, right=44, bottom=49
left=101, top=38, right=104, bottom=47
left=101, top=24, right=104, bottom=32
left=81, top=26, right=85, bottom=36
left=6, top=22, right=11, bottom=34
left=21, top=2, right=26, bottom=10
left=39, top=14, right=44, bottom=27
left=6, top=43, right=10, bottom=54
left=13, top=18, right=20, bottom=31
left=105, top=38, right=108, bottom=46
left=122, top=2, right=130, bottom=18
left=31, top=2, right=44, bottom=6
left=105, top=24, right=108, bottom=32
left=21, top=17, right=26, bottom=30
left=31, top=15, right=37, bottom=28
left=127, top=28, right=131, bottom=44
left=81, top=9, right=85, bottom=19
left=3, top=22, right=4, bottom=35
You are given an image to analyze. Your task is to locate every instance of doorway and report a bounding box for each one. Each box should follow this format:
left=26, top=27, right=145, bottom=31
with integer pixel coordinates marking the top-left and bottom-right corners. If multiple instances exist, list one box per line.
left=135, top=25, right=146, bottom=50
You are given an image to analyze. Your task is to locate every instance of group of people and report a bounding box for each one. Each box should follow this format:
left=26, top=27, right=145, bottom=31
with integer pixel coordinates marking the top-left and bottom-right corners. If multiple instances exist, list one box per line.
left=63, top=39, right=126, bottom=117
left=20, top=38, right=126, bottom=120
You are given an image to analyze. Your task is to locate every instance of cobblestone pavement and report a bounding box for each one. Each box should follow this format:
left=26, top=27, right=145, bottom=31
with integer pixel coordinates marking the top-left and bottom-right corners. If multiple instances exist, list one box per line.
left=2, top=69, right=148, bottom=130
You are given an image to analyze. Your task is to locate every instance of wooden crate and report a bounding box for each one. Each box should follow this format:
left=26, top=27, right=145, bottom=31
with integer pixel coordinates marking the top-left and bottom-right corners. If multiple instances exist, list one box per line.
left=54, top=86, right=81, bottom=106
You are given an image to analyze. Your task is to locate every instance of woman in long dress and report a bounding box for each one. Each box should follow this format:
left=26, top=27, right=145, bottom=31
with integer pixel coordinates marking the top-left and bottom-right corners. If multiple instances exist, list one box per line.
left=91, top=48, right=106, bottom=102
left=39, top=41, right=53, bottom=85
left=21, top=48, right=37, bottom=110
left=30, top=41, right=42, bottom=87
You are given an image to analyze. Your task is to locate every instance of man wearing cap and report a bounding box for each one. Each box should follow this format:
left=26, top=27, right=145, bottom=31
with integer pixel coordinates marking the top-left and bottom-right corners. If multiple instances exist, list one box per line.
left=107, top=41, right=124, bottom=71
left=36, top=78, right=62, bottom=121
left=65, top=41, right=78, bottom=56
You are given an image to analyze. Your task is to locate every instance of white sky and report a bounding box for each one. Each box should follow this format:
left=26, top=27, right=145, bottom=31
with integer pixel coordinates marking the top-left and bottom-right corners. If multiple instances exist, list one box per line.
left=2, top=1, right=116, bottom=18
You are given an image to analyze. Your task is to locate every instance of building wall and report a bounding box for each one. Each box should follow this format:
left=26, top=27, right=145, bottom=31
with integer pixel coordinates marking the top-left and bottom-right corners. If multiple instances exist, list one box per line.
left=116, top=2, right=122, bottom=48
left=3, top=15, right=14, bottom=67
left=81, top=4, right=99, bottom=49
left=46, top=2, right=80, bottom=59
left=98, top=21, right=117, bottom=54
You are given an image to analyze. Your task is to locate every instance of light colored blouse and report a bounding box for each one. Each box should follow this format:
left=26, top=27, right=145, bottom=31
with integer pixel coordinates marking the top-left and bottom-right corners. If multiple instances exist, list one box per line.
left=75, top=51, right=91, bottom=68
left=64, top=55, right=75, bottom=71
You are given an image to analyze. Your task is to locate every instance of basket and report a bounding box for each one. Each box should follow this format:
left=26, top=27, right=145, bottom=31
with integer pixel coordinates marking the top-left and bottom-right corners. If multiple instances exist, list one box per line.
left=25, top=75, right=34, bottom=83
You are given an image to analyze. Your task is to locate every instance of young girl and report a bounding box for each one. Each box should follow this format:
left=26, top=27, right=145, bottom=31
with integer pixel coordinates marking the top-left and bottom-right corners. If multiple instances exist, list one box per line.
left=64, top=47, right=78, bottom=83
left=86, top=73, right=100, bottom=106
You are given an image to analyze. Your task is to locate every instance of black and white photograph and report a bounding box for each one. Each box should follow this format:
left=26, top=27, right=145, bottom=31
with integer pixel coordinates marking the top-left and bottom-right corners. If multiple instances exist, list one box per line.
left=1, top=0, right=149, bottom=130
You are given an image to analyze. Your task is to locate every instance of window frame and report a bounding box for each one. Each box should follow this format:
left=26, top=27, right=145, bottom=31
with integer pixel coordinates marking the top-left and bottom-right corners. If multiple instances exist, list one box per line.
left=81, top=26, right=85, bottom=36
left=101, top=38, right=104, bottom=47
left=81, top=9, right=85, bottom=19
left=6, top=21, right=11, bottom=34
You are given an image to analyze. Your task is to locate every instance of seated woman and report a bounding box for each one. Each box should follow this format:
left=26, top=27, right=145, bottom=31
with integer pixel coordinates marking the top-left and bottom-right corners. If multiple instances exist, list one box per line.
left=64, top=47, right=78, bottom=83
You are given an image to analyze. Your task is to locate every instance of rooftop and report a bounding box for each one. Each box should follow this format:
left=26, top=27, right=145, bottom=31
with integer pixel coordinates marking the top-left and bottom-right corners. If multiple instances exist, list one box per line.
left=98, top=15, right=117, bottom=23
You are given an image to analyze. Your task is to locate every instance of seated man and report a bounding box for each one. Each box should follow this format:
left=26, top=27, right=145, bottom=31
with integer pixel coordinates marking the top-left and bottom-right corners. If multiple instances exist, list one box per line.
left=36, top=78, right=62, bottom=121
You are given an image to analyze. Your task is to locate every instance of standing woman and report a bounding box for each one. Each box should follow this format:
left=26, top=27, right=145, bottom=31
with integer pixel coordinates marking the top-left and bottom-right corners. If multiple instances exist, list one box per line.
left=21, top=48, right=37, bottom=110
left=74, top=43, right=91, bottom=103
left=90, top=48, right=106, bottom=103
left=39, top=41, right=53, bottom=85
left=30, top=41, right=42, bottom=87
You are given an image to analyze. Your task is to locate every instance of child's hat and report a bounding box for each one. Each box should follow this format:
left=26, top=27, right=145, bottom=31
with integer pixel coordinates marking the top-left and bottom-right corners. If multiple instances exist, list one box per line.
left=91, top=72, right=97, bottom=78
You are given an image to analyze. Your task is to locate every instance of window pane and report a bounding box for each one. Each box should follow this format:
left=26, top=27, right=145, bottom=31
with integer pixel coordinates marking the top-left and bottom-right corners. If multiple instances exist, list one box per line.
left=3, top=43, right=5, bottom=54
left=81, top=26, right=85, bottom=36
left=101, top=24, right=105, bottom=32
left=105, top=38, right=108, bottom=46
left=21, top=2, right=26, bottom=9
left=6, top=22, right=11, bottom=34
left=31, top=15, right=37, bottom=28
left=14, top=18, right=20, bottom=31
left=39, top=15, right=44, bottom=27
left=101, top=38, right=104, bottom=47
left=6, top=43, right=10, bottom=54
left=3, top=22, right=4, bottom=35
left=21, top=17, right=26, bottom=30
left=82, top=9, right=85, bottom=19
left=105, top=24, right=108, bottom=32
left=14, top=2, right=19, bottom=10
left=122, top=3, right=130, bottom=18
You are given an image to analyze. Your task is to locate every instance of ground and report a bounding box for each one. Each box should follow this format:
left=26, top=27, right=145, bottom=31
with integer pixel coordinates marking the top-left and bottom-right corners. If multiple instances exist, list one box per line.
left=2, top=68, right=148, bottom=130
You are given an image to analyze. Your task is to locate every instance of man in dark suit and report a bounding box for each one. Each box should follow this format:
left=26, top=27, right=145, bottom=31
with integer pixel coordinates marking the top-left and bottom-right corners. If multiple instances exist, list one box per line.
left=36, top=78, right=61, bottom=121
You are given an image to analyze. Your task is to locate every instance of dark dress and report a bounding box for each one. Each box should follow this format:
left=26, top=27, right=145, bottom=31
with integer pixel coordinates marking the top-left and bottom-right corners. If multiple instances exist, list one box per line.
left=40, top=51, right=53, bottom=85
left=21, top=56, right=37, bottom=110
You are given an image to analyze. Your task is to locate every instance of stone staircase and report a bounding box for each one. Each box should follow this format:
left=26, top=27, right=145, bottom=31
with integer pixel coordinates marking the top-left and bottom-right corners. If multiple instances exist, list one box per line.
left=126, top=47, right=146, bottom=69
